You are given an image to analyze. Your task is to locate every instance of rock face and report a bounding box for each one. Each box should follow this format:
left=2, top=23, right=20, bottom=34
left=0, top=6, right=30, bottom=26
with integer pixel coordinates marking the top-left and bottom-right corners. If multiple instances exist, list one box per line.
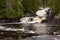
left=55, top=13, right=60, bottom=19
left=36, top=9, right=46, bottom=17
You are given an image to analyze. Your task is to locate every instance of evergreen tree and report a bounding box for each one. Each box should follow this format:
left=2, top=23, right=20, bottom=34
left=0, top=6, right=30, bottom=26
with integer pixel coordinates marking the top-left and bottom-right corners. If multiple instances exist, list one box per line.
left=5, top=0, right=24, bottom=19
left=22, top=0, right=41, bottom=13
left=0, top=0, right=24, bottom=19
left=0, top=0, right=6, bottom=19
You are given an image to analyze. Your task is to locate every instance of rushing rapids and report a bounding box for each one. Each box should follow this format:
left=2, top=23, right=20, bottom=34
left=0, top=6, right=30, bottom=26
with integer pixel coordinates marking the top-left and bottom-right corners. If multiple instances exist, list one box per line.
left=0, top=7, right=59, bottom=40
left=20, top=7, right=52, bottom=23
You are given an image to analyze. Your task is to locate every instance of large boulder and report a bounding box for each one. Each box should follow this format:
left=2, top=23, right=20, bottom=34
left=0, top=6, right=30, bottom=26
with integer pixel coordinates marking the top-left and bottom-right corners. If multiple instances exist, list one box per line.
left=36, top=7, right=52, bottom=20
left=36, top=10, right=46, bottom=17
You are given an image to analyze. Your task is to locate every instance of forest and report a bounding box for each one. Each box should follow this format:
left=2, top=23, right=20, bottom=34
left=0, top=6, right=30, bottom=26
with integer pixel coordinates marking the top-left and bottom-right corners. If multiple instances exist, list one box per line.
left=0, top=0, right=60, bottom=20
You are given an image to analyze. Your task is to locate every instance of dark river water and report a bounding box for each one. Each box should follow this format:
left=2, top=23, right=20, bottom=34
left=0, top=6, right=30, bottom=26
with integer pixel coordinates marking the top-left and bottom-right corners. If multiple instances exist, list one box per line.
left=0, top=23, right=60, bottom=40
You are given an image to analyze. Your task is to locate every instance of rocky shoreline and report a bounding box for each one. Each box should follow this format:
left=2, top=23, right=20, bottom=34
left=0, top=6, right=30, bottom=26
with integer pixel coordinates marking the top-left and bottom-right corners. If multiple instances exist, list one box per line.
left=0, top=35, right=60, bottom=40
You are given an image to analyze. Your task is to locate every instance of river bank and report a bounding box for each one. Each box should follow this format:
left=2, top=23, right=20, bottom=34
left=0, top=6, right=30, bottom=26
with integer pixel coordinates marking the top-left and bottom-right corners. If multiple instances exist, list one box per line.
left=0, top=35, right=60, bottom=40
left=0, top=17, right=60, bottom=26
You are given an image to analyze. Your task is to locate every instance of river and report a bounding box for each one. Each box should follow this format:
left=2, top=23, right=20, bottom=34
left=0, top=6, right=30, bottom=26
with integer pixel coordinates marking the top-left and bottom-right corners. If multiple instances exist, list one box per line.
left=0, top=23, right=60, bottom=40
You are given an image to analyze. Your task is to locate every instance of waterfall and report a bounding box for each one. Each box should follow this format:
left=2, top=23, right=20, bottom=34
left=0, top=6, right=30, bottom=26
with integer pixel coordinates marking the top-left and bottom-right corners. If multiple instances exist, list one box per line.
left=20, top=7, right=52, bottom=23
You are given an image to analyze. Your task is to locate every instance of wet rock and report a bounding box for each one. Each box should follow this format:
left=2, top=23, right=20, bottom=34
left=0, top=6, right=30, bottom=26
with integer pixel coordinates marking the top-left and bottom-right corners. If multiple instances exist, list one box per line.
left=20, top=35, right=60, bottom=40
left=23, top=37, right=33, bottom=40
left=5, top=37, right=16, bottom=40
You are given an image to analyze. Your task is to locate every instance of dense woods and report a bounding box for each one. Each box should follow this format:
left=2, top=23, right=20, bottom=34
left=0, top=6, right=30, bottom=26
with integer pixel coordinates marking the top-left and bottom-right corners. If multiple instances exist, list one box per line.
left=0, top=0, right=60, bottom=19
left=0, top=0, right=24, bottom=19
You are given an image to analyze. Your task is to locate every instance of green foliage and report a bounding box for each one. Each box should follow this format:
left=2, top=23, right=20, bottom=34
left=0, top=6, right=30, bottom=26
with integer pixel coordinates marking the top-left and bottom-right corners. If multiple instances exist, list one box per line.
left=47, top=0, right=60, bottom=14
left=0, top=0, right=6, bottom=18
left=0, top=0, right=24, bottom=19
left=22, top=0, right=41, bottom=12
left=5, top=0, right=24, bottom=19
left=0, top=0, right=60, bottom=19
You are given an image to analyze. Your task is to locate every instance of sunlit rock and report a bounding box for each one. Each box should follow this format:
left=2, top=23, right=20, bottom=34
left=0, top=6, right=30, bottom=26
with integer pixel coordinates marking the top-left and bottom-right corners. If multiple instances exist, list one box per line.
left=36, top=7, right=52, bottom=20
left=55, top=14, right=60, bottom=19
left=36, top=9, right=46, bottom=17
left=33, top=16, right=43, bottom=23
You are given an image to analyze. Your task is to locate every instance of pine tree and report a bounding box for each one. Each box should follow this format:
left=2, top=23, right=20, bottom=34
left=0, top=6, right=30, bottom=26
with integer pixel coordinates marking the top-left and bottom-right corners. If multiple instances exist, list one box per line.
left=5, top=0, right=24, bottom=19
left=22, top=0, right=41, bottom=13
left=0, top=0, right=24, bottom=19
left=0, top=0, right=6, bottom=19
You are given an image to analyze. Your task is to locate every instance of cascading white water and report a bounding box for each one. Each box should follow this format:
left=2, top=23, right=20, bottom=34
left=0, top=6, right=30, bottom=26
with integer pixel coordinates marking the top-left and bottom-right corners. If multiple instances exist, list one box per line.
left=20, top=7, right=52, bottom=23
left=0, top=7, right=52, bottom=34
